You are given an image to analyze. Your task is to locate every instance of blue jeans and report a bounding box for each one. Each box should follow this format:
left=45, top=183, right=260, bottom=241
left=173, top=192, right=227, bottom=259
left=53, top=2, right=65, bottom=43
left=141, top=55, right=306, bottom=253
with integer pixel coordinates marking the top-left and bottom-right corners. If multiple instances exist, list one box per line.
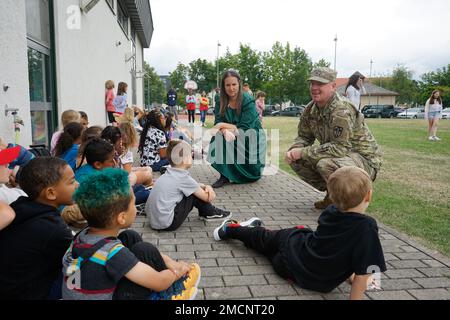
left=200, top=110, right=206, bottom=123
left=151, top=158, right=170, bottom=172
left=133, top=184, right=150, bottom=205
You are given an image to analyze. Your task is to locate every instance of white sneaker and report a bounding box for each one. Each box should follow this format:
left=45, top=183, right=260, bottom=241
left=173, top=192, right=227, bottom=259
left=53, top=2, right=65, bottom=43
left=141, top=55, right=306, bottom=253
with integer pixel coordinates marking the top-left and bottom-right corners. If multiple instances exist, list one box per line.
left=429, top=136, right=436, bottom=141
left=433, top=136, right=441, bottom=141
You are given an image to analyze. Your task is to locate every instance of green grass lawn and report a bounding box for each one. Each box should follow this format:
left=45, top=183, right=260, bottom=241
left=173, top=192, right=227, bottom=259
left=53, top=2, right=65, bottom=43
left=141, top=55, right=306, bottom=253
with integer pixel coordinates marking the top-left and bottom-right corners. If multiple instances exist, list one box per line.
left=261, top=117, right=450, bottom=257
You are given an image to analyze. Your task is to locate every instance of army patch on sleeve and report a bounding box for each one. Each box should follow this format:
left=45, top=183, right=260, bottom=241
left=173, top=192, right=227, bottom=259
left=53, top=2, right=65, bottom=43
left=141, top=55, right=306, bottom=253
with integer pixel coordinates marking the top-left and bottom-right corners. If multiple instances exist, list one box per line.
left=333, top=126, right=343, bottom=138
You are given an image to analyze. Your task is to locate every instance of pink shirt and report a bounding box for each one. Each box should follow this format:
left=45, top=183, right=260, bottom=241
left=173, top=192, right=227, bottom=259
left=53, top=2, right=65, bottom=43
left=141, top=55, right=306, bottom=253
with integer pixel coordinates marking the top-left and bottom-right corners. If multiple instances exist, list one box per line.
left=255, top=99, right=265, bottom=120
left=105, top=89, right=115, bottom=112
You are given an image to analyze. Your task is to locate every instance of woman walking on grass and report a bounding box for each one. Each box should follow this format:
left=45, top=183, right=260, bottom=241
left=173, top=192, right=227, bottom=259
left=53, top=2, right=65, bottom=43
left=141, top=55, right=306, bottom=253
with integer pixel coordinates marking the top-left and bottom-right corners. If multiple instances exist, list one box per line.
left=425, top=90, right=443, bottom=141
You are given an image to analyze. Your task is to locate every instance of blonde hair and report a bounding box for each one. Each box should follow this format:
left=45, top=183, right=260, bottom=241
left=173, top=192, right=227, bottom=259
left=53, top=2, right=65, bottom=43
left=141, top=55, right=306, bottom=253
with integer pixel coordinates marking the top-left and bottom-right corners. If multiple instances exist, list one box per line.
left=61, top=110, right=81, bottom=127
left=119, top=122, right=138, bottom=150
left=105, top=80, right=115, bottom=90
left=327, top=167, right=372, bottom=211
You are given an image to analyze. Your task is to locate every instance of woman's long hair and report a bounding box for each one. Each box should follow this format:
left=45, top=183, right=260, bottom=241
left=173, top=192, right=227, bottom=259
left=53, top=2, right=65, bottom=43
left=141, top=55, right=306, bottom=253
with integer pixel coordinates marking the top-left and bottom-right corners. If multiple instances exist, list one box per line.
left=220, top=69, right=243, bottom=117
left=117, top=82, right=128, bottom=96
left=429, top=90, right=442, bottom=105
left=138, top=110, right=165, bottom=154
left=119, top=122, right=138, bottom=150
left=345, top=74, right=361, bottom=93
left=54, top=122, right=84, bottom=157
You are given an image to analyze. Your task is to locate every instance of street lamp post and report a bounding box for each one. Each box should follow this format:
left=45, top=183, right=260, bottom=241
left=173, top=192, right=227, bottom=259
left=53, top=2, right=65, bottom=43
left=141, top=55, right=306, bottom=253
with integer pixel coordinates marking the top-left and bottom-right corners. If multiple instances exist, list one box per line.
left=333, top=35, right=338, bottom=71
left=216, top=41, right=221, bottom=89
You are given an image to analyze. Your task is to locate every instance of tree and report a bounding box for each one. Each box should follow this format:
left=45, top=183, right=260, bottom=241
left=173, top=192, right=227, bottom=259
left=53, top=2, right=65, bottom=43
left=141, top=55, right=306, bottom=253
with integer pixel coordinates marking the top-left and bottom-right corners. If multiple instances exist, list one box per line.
left=313, top=59, right=331, bottom=69
left=419, top=64, right=450, bottom=106
left=261, top=42, right=312, bottom=105
left=234, top=44, right=264, bottom=91
left=377, top=65, right=418, bottom=105
left=169, top=62, right=189, bottom=106
left=188, top=59, right=216, bottom=93
left=143, top=62, right=165, bottom=106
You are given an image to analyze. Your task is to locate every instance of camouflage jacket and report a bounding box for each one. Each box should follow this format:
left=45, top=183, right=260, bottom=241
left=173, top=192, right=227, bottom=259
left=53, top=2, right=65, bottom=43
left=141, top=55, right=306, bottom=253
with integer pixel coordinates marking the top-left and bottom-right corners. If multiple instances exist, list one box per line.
left=290, top=93, right=382, bottom=170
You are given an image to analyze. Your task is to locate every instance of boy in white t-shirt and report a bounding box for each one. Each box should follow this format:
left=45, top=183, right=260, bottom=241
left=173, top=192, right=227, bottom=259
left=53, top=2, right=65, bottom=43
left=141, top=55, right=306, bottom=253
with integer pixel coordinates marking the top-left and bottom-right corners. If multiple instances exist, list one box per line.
left=146, top=140, right=231, bottom=231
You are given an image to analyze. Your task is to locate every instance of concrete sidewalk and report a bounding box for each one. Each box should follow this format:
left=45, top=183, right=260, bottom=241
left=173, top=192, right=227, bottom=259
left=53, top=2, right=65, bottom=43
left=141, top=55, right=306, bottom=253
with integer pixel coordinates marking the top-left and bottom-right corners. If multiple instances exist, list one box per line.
left=132, top=161, right=450, bottom=300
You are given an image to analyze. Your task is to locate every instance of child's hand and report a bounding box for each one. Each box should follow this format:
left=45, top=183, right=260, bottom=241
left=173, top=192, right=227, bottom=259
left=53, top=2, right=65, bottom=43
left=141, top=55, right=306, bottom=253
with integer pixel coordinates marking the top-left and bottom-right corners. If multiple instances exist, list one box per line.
left=205, top=186, right=216, bottom=202
left=169, top=261, right=190, bottom=279
left=222, top=129, right=236, bottom=142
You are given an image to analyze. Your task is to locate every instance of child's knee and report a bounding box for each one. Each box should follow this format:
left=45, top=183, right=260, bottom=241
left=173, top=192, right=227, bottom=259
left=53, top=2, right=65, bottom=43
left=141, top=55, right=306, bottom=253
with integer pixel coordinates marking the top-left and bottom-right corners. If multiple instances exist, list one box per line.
left=130, top=242, right=161, bottom=261
left=118, top=230, right=142, bottom=248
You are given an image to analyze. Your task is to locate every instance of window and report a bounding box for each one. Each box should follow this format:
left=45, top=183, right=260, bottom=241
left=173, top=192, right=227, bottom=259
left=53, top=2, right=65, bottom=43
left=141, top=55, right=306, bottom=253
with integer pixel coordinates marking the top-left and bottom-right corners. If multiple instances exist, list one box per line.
left=131, top=25, right=136, bottom=43
left=117, top=2, right=128, bottom=36
left=25, top=0, right=50, bottom=46
left=28, top=47, right=53, bottom=146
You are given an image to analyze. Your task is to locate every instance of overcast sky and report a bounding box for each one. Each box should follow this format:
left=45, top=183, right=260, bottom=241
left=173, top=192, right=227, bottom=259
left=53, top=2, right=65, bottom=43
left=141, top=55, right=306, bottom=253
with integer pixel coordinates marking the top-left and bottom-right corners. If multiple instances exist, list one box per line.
left=144, top=0, right=450, bottom=80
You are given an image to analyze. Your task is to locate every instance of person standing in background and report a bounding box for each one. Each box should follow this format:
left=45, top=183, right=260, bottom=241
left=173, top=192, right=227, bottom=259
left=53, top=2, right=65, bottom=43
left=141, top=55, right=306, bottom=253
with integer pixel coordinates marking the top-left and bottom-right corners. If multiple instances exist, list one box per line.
left=243, top=83, right=253, bottom=97
left=167, top=87, right=178, bottom=121
left=345, top=73, right=366, bottom=111
left=425, top=90, right=444, bottom=141
left=199, top=92, right=209, bottom=127
left=186, top=89, right=197, bottom=126
left=255, top=91, right=266, bottom=125
left=113, top=82, right=128, bottom=116
left=105, top=80, right=116, bottom=124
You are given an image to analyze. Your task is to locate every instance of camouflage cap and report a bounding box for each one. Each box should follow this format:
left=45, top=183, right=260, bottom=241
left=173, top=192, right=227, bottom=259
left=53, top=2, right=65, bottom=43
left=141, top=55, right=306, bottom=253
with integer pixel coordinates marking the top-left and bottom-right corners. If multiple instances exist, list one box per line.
left=308, top=67, right=337, bottom=84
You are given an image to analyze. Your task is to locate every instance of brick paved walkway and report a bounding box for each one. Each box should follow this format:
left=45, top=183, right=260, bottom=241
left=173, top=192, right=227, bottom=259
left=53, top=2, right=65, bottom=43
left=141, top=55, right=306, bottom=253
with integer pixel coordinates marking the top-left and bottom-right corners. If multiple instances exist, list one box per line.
left=132, top=119, right=450, bottom=300
left=132, top=164, right=450, bottom=300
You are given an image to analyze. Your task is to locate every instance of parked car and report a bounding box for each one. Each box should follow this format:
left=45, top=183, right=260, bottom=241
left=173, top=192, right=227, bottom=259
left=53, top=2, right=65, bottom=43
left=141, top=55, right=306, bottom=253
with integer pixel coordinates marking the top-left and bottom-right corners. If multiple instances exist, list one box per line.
left=278, top=106, right=305, bottom=117
left=362, top=105, right=396, bottom=118
left=394, top=107, right=404, bottom=117
left=263, top=105, right=278, bottom=116
left=441, top=108, right=450, bottom=119
left=397, top=108, right=425, bottom=119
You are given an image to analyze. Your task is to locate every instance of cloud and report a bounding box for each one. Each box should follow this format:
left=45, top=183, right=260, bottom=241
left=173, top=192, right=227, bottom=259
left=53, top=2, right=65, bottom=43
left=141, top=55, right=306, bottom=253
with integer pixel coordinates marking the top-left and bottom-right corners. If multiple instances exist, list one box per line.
left=145, top=0, right=450, bottom=78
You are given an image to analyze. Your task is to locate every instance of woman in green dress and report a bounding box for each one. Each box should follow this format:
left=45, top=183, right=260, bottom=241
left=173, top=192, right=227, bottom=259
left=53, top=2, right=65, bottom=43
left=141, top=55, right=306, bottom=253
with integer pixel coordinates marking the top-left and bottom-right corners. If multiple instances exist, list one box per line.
left=208, top=70, right=266, bottom=188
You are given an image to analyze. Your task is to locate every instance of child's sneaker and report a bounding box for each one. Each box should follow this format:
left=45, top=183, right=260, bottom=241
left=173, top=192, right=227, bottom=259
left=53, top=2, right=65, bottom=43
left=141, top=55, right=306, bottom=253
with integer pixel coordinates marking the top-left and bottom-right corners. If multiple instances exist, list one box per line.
left=199, top=208, right=232, bottom=221
left=213, top=217, right=263, bottom=241
left=239, top=217, right=263, bottom=228
left=171, top=287, right=198, bottom=300
left=213, top=219, right=239, bottom=241
left=183, top=263, right=201, bottom=290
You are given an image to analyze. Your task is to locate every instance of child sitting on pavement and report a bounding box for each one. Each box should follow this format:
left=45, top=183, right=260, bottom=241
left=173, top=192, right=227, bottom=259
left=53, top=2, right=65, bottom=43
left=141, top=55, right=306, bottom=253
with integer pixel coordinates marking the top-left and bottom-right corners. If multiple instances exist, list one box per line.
left=146, top=139, right=231, bottom=231
left=213, top=166, right=386, bottom=300
left=0, top=145, right=27, bottom=204
left=0, top=157, right=76, bottom=300
left=62, top=168, right=201, bottom=300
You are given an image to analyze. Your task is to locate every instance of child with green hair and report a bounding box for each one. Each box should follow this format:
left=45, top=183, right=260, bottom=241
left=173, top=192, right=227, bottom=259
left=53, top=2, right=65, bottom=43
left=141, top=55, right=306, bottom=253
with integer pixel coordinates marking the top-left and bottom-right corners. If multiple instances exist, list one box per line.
left=62, top=168, right=201, bottom=300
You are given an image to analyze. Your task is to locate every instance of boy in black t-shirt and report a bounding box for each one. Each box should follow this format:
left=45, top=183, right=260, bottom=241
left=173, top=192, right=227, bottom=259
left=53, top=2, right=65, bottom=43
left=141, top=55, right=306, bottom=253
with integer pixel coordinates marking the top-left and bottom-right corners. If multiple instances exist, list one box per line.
left=214, top=166, right=386, bottom=300
left=62, top=168, right=201, bottom=300
left=0, top=157, right=76, bottom=300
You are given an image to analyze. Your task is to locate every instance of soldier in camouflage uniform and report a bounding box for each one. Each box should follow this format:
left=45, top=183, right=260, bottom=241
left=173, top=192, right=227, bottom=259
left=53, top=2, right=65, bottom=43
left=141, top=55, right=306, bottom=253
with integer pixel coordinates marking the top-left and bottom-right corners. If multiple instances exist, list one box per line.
left=285, top=67, right=382, bottom=209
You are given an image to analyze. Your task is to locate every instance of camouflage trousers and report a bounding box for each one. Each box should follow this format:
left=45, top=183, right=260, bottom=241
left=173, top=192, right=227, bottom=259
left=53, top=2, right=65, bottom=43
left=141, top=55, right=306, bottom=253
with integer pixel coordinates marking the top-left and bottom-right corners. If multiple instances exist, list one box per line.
left=290, top=153, right=378, bottom=192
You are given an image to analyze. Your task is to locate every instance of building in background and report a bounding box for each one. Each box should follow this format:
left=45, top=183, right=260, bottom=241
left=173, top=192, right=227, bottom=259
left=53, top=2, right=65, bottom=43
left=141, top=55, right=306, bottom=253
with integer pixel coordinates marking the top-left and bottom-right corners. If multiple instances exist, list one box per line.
left=0, top=0, right=153, bottom=147
left=336, top=76, right=399, bottom=107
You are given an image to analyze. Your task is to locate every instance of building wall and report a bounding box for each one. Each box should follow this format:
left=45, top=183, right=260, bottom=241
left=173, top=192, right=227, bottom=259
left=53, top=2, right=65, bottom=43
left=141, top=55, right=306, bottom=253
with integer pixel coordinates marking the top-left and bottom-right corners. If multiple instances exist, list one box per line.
left=0, top=0, right=33, bottom=146
left=53, top=0, right=142, bottom=128
left=362, top=95, right=396, bottom=107
left=135, top=37, right=144, bottom=107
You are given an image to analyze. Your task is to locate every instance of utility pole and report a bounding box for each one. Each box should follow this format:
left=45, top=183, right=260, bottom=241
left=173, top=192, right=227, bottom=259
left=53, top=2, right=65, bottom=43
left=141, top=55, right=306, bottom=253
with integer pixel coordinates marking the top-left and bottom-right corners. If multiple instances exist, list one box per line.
left=369, top=60, right=373, bottom=105
left=333, top=35, right=338, bottom=71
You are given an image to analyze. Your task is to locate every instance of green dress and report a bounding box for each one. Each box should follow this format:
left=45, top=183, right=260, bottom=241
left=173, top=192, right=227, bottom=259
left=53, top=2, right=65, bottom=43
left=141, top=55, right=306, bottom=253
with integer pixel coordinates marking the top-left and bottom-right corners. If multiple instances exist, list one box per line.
left=208, top=93, right=266, bottom=183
